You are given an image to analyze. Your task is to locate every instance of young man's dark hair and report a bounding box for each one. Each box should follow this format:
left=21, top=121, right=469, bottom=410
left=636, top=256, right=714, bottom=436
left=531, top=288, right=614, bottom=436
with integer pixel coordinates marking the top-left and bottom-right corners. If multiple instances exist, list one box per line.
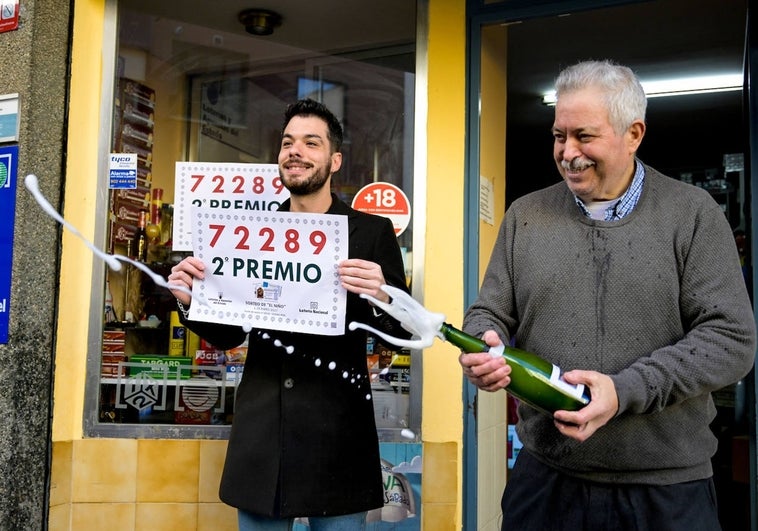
left=282, top=98, right=344, bottom=152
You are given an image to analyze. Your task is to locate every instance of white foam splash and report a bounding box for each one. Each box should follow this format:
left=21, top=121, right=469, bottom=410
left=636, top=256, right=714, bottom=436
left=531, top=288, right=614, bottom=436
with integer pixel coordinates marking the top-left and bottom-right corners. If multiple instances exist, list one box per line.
left=26, top=174, right=389, bottom=402
left=349, top=284, right=445, bottom=349
left=24, top=174, right=195, bottom=300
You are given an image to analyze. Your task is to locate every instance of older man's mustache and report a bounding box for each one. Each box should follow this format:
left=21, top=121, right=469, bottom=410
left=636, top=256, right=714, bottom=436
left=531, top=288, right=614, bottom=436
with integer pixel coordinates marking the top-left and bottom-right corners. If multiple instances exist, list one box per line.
left=561, top=158, right=595, bottom=172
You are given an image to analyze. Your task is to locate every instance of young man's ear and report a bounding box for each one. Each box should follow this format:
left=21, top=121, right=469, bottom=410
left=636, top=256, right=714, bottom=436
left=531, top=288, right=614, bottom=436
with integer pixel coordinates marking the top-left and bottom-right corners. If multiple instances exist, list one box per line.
left=330, top=152, right=343, bottom=173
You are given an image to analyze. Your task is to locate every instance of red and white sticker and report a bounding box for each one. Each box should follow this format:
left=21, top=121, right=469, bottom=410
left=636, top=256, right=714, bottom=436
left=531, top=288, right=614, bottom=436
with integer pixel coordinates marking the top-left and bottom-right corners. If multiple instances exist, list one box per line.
left=351, top=182, right=411, bottom=237
left=0, top=1, right=19, bottom=34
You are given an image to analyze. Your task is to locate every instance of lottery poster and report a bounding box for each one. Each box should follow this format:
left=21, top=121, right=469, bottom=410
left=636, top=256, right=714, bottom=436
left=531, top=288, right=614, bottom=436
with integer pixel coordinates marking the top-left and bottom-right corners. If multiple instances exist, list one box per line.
left=188, top=208, right=348, bottom=336
left=173, top=162, right=290, bottom=250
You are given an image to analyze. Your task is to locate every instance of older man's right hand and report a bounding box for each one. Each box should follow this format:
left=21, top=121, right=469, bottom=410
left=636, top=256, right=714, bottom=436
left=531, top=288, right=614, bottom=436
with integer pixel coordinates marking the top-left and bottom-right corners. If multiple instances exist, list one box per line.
left=458, top=330, right=511, bottom=392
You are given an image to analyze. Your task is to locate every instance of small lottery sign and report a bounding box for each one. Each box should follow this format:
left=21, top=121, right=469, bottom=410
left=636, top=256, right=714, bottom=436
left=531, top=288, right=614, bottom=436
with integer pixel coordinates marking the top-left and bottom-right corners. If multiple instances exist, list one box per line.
left=188, top=208, right=348, bottom=336
left=351, top=182, right=411, bottom=236
left=173, top=162, right=290, bottom=250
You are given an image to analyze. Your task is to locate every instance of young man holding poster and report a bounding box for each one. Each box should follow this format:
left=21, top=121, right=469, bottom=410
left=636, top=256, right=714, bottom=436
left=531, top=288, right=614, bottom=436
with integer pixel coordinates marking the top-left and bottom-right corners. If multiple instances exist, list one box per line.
left=168, top=99, right=409, bottom=531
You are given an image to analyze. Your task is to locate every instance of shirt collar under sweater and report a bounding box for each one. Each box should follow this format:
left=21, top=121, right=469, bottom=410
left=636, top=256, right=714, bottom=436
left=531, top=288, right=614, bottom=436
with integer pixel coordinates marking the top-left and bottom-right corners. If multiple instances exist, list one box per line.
left=574, top=160, right=646, bottom=221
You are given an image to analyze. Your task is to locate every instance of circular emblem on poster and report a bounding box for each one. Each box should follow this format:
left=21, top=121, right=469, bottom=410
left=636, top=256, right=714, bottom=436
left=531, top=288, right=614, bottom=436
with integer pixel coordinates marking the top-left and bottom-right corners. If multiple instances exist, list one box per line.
left=351, top=182, right=411, bottom=237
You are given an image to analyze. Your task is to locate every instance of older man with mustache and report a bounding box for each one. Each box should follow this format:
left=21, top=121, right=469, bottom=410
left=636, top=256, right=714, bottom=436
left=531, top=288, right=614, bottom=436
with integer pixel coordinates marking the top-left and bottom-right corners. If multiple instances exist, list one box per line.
left=459, top=60, right=755, bottom=530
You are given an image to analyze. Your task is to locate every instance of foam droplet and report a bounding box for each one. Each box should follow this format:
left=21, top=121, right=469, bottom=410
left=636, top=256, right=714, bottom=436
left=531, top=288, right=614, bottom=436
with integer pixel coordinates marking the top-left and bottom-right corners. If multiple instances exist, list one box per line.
left=285, top=346, right=294, bottom=354
left=274, top=339, right=282, bottom=347
left=315, top=359, right=322, bottom=367
left=328, top=361, right=336, bottom=370
left=400, top=429, right=415, bottom=440
left=342, top=371, right=349, bottom=379
left=365, top=394, right=372, bottom=400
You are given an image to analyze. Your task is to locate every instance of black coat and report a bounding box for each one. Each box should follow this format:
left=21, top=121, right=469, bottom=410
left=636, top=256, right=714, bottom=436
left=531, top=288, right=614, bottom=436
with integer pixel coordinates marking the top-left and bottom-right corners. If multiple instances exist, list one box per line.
left=182, top=194, right=409, bottom=517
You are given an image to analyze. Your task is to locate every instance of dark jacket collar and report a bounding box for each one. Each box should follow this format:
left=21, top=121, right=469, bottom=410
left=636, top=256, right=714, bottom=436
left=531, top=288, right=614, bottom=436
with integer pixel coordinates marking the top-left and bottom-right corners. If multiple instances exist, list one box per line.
left=279, top=192, right=356, bottom=219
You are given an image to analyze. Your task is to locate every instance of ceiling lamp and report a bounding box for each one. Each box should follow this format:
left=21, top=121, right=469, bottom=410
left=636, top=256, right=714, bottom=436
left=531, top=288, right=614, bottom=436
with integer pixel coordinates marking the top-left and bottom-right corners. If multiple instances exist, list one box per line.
left=541, top=73, right=743, bottom=105
left=238, top=8, right=282, bottom=36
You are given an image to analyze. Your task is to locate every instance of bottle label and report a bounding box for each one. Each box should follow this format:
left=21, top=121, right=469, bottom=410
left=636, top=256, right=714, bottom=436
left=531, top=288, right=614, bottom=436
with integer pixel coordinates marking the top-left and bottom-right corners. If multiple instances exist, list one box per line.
left=549, top=364, right=586, bottom=400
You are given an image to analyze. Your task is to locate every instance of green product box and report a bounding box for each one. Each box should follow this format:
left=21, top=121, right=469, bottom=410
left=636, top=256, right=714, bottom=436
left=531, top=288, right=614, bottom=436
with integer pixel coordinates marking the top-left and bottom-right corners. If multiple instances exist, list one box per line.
left=128, top=355, right=192, bottom=379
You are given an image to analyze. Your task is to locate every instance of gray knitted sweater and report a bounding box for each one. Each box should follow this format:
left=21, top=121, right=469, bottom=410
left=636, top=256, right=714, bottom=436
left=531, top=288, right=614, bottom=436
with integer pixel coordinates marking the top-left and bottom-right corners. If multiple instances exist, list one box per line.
left=463, top=164, right=756, bottom=485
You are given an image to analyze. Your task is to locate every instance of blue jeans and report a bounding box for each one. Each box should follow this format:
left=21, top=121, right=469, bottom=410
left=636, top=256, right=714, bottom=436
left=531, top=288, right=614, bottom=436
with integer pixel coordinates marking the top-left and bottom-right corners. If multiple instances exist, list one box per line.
left=238, top=510, right=367, bottom=531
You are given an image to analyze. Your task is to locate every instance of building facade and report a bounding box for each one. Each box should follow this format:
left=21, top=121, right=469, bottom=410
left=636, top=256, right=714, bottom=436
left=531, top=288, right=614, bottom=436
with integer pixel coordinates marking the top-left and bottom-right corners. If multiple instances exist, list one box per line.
left=0, top=0, right=754, bottom=530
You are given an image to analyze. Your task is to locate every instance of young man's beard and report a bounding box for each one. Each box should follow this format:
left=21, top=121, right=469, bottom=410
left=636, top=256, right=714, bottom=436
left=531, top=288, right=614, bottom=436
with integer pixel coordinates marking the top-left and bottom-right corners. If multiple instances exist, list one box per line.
left=281, top=166, right=330, bottom=196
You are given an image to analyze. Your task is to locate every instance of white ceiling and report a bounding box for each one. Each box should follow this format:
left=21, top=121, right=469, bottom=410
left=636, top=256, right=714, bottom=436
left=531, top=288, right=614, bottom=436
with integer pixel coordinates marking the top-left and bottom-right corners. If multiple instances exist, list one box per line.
left=502, top=0, right=748, bottom=197
left=120, top=0, right=747, bottom=177
left=505, top=0, right=746, bottom=127
left=122, top=0, right=746, bottom=126
left=121, top=0, right=417, bottom=54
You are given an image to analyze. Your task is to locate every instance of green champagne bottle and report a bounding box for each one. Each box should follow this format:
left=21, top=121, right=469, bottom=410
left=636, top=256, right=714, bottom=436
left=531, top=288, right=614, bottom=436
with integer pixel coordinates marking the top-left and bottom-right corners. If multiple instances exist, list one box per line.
left=440, top=322, right=591, bottom=415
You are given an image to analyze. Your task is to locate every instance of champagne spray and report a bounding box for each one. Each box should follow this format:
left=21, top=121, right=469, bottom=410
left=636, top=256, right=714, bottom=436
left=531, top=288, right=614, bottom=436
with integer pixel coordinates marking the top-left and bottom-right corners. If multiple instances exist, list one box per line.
left=349, top=285, right=590, bottom=415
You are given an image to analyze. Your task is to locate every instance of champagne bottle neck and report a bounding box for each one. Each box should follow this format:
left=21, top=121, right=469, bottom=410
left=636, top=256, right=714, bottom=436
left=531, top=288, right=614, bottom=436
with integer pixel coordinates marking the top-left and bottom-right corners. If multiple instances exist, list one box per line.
left=440, top=322, right=489, bottom=353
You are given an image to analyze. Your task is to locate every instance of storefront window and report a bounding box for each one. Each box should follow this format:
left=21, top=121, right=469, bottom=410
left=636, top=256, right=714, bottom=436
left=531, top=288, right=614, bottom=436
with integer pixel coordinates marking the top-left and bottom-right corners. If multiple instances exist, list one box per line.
left=85, top=0, right=418, bottom=439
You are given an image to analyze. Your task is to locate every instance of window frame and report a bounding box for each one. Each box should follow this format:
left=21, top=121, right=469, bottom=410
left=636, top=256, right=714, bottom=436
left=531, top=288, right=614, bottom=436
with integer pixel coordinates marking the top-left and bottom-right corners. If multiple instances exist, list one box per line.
left=83, top=0, right=424, bottom=440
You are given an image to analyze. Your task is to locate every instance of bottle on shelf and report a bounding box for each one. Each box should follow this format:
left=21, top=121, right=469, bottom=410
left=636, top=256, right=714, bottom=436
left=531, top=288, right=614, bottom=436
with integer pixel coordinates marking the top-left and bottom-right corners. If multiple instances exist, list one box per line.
left=151, top=188, right=163, bottom=228
left=104, top=278, right=118, bottom=324
left=160, top=203, right=173, bottom=247
left=168, top=310, right=187, bottom=357
left=132, top=210, right=148, bottom=262
left=439, top=322, right=591, bottom=415
left=147, top=188, right=163, bottom=248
